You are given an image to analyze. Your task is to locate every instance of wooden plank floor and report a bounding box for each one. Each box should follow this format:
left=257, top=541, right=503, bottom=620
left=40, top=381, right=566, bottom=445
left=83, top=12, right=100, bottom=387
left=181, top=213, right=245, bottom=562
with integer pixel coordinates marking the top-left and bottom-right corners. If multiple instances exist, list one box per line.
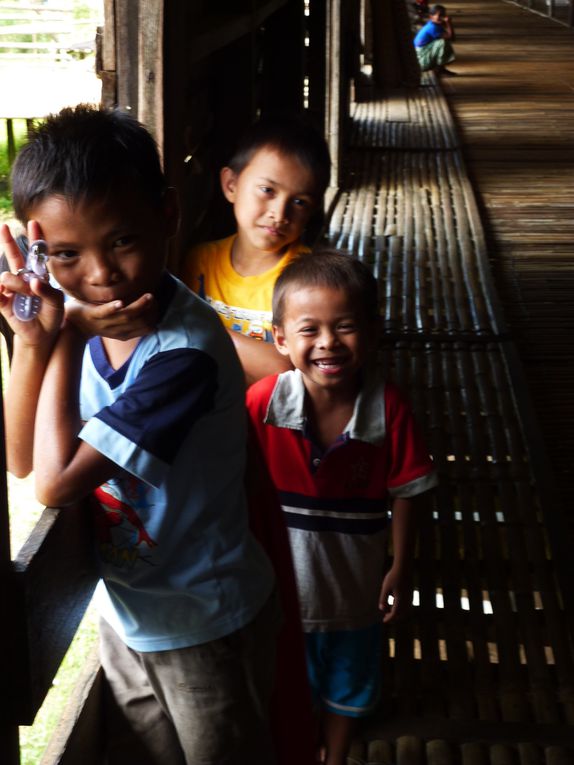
left=438, top=0, right=574, bottom=535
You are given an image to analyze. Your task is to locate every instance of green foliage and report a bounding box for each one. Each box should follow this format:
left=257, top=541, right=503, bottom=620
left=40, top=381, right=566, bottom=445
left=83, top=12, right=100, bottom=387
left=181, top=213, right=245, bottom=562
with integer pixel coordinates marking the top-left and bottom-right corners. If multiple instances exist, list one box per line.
left=0, top=119, right=29, bottom=218
left=73, top=2, right=101, bottom=21
left=0, top=0, right=102, bottom=56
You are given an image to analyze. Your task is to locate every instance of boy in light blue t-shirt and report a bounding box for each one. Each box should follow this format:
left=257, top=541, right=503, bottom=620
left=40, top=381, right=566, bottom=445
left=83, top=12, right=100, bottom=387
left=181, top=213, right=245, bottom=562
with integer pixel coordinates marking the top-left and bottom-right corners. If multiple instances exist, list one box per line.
left=0, top=105, right=278, bottom=765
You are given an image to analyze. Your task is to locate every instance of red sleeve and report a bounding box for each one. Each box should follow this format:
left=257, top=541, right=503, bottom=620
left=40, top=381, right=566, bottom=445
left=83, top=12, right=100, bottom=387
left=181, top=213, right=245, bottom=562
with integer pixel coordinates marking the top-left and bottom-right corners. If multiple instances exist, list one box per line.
left=384, top=382, right=436, bottom=494
left=246, top=374, right=278, bottom=424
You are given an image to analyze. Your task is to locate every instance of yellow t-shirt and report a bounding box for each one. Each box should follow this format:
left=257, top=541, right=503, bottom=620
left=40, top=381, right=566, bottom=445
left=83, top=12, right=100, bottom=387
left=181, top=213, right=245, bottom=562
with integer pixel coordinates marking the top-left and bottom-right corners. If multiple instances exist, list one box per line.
left=180, top=234, right=308, bottom=342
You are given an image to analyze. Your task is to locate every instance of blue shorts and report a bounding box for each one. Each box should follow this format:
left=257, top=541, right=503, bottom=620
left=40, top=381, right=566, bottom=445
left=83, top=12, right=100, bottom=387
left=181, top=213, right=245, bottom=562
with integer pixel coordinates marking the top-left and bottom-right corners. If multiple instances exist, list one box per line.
left=304, top=624, right=382, bottom=718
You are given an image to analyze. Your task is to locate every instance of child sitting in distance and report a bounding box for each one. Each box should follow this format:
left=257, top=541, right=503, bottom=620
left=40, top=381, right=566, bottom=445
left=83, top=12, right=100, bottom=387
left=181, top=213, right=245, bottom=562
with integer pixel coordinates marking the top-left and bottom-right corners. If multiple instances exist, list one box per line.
left=414, top=4, right=456, bottom=76
left=179, top=116, right=331, bottom=385
left=0, top=104, right=279, bottom=765
left=246, top=251, right=438, bottom=765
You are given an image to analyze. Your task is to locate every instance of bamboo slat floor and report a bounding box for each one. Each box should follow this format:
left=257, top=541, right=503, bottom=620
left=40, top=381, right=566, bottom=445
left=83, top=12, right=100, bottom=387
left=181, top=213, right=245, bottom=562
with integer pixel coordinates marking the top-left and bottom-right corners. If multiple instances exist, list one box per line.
left=438, top=0, right=574, bottom=532
left=320, top=3, right=574, bottom=761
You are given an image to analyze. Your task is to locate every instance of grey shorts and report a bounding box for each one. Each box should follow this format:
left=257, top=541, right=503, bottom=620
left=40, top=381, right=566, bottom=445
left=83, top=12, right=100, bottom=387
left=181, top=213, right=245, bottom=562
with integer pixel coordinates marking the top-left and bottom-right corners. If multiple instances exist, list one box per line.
left=100, top=589, right=281, bottom=765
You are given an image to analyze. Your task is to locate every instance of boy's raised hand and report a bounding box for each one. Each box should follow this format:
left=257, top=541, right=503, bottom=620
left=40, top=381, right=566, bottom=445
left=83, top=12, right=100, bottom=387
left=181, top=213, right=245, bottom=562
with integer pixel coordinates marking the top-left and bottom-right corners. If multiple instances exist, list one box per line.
left=0, top=222, right=64, bottom=347
left=65, top=292, right=157, bottom=340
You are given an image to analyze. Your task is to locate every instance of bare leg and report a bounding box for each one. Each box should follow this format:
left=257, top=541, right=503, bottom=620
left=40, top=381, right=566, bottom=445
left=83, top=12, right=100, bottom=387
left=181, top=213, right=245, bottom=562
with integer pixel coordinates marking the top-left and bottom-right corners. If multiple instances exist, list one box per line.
left=322, top=711, right=358, bottom=765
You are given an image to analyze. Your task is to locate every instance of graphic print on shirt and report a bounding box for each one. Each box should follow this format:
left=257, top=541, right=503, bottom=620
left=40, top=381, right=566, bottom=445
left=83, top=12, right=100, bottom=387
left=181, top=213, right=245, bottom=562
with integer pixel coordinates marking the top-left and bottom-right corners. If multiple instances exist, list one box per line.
left=93, top=477, right=157, bottom=569
left=206, top=295, right=273, bottom=341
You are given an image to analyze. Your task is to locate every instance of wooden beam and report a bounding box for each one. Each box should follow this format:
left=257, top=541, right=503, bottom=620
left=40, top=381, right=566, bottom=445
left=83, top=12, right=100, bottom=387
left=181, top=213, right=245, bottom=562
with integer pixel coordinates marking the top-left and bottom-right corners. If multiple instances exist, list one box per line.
left=0, top=728, right=19, bottom=765
left=138, top=0, right=163, bottom=149
left=99, top=0, right=117, bottom=107
left=115, top=0, right=138, bottom=113
left=7, top=504, right=97, bottom=725
left=0, top=364, right=19, bottom=763
left=325, top=0, right=344, bottom=188
left=101, top=0, right=115, bottom=72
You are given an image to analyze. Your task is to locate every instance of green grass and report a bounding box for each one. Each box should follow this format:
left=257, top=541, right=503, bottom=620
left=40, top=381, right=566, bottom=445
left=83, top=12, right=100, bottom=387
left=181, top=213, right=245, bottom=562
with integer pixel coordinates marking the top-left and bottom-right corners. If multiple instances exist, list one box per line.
left=19, top=607, right=99, bottom=765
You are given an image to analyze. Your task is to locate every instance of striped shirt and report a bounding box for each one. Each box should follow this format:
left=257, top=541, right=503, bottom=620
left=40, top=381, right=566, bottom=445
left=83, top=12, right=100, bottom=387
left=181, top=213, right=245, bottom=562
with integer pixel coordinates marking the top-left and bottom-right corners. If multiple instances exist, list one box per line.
left=247, top=369, right=437, bottom=631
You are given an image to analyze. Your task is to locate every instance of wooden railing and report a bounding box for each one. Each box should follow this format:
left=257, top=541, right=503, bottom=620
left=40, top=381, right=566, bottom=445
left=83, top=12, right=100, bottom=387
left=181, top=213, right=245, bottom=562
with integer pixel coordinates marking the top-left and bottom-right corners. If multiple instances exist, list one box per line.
left=0, top=464, right=97, bottom=765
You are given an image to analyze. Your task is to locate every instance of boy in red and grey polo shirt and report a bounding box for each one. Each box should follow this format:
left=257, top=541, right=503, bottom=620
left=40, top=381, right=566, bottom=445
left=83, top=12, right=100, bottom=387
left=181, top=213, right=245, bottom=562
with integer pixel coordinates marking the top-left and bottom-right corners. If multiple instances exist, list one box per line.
left=246, top=251, right=437, bottom=765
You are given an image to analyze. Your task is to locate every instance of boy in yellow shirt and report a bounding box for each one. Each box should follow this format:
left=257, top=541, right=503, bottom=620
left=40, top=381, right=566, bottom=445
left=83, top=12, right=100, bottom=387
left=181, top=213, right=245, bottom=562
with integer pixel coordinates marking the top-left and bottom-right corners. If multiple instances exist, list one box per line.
left=180, top=117, right=331, bottom=384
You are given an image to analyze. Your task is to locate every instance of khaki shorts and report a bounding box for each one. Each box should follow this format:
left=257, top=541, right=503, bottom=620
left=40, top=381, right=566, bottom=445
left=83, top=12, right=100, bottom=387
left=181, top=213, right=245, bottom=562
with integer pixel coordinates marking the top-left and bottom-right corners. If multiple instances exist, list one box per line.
left=100, top=589, right=281, bottom=765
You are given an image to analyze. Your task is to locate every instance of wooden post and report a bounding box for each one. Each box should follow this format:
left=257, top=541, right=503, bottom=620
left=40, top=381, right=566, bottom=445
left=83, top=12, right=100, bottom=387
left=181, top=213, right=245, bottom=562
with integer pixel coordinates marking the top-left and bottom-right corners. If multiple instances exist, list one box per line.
left=359, top=0, right=368, bottom=68
left=0, top=728, right=19, bottom=765
left=0, top=356, right=20, bottom=764
left=138, top=0, right=164, bottom=148
left=325, top=0, right=342, bottom=190
left=116, top=0, right=139, bottom=113
left=99, top=0, right=118, bottom=107
left=325, top=0, right=352, bottom=192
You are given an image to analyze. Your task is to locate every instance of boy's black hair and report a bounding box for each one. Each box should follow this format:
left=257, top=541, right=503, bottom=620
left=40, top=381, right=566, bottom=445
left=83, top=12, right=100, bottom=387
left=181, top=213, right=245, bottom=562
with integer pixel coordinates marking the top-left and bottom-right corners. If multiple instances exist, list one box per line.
left=12, top=104, right=166, bottom=223
left=228, top=116, right=331, bottom=197
left=429, top=4, right=446, bottom=16
left=272, top=250, right=379, bottom=327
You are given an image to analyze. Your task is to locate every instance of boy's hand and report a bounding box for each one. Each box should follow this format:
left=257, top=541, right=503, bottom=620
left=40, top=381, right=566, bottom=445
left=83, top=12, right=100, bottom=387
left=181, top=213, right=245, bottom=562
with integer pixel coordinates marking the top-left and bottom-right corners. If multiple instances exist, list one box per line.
left=65, top=293, right=157, bottom=340
left=0, top=222, right=64, bottom=348
left=379, top=565, right=413, bottom=623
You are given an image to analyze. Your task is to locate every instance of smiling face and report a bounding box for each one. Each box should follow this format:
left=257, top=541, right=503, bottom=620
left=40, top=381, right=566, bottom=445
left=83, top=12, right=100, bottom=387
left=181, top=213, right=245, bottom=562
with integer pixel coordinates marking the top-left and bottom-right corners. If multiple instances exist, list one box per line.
left=221, top=147, right=319, bottom=258
left=273, top=285, right=371, bottom=401
left=29, top=189, right=177, bottom=306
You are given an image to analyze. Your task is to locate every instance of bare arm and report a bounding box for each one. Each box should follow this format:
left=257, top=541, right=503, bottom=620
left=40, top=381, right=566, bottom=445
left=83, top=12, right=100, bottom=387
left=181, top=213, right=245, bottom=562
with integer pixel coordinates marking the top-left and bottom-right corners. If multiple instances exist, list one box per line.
left=227, top=329, right=292, bottom=387
left=379, top=495, right=420, bottom=623
left=4, top=337, right=55, bottom=477
left=443, top=16, right=454, bottom=39
left=33, top=323, right=121, bottom=507
left=0, top=222, right=64, bottom=477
